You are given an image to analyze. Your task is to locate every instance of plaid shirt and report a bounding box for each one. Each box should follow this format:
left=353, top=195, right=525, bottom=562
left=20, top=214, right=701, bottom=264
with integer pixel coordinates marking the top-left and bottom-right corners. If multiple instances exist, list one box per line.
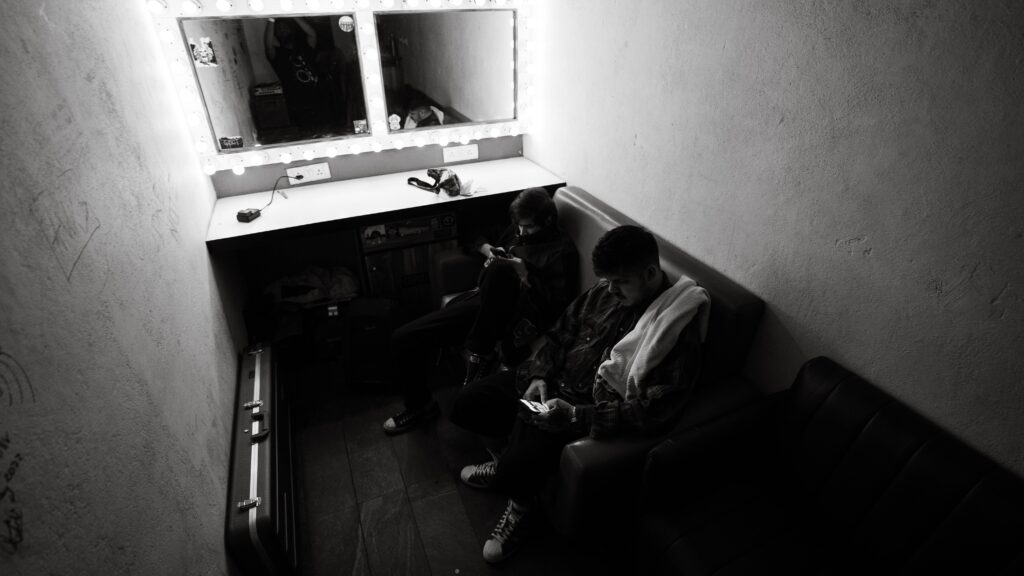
left=518, top=275, right=703, bottom=438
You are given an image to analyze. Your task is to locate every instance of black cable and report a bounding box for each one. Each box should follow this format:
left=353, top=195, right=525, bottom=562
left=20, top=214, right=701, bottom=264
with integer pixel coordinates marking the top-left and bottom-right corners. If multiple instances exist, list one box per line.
left=260, top=174, right=303, bottom=212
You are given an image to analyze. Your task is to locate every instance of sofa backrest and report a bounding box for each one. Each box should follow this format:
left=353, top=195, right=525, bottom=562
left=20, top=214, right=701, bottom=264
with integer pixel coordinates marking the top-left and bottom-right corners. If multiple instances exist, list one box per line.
left=784, top=357, right=1024, bottom=573
left=553, top=186, right=765, bottom=384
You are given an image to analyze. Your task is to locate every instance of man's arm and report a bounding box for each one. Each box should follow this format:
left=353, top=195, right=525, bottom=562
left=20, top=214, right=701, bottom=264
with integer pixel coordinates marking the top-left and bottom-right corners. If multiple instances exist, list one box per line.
left=526, top=285, right=591, bottom=384
left=577, top=320, right=703, bottom=438
left=293, top=17, right=318, bottom=49
left=264, top=20, right=279, bottom=62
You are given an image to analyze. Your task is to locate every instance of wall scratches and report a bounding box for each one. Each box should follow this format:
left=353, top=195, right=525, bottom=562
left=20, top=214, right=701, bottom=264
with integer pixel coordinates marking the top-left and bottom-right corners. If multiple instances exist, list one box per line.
left=28, top=171, right=102, bottom=282
left=0, top=348, right=35, bottom=407
left=835, top=236, right=872, bottom=257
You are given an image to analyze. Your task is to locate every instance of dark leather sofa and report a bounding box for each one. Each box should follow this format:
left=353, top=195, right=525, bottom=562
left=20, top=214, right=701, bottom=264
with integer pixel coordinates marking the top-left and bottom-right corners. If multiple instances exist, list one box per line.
left=641, top=356, right=1024, bottom=575
left=434, top=185, right=766, bottom=538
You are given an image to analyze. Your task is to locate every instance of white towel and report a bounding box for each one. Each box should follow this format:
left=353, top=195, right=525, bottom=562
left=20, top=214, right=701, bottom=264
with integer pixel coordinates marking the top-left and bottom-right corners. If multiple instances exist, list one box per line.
left=596, top=275, right=710, bottom=400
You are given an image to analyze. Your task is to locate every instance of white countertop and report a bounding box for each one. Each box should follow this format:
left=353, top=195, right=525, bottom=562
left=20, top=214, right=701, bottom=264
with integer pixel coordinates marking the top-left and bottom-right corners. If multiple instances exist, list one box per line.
left=206, top=157, right=565, bottom=243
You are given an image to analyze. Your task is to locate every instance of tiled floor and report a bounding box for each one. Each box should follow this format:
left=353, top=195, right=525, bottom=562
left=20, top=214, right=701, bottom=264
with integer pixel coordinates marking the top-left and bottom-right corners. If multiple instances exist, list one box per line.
left=286, top=356, right=627, bottom=576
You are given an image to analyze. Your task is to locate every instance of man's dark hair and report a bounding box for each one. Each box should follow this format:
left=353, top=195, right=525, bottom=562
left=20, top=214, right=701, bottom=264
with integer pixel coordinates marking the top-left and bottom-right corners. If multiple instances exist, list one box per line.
left=592, top=225, right=660, bottom=275
left=509, top=187, right=558, bottom=229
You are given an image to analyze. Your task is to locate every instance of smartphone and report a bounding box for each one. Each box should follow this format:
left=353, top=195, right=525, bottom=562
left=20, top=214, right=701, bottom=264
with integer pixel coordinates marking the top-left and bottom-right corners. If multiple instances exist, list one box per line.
left=519, top=398, right=550, bottom=413
left=492, top=247, right=510, bottom=258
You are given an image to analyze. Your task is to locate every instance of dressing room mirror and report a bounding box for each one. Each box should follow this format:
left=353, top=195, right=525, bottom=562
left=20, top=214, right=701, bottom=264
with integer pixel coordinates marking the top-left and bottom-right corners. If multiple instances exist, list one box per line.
left=374, top=10, right=516, bottom=133
left=181, top=15, right=368, bottom=151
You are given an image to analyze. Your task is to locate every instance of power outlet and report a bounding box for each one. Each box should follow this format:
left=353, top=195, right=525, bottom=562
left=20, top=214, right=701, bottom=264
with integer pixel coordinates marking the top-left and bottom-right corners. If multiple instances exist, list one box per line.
left=286, top=162, right=331, bottom=185
left=442, top=144, right=479, bottom=164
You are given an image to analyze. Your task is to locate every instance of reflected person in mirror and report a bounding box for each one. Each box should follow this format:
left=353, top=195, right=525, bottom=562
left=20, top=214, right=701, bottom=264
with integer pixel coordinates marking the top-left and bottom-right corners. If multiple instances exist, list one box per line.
left=382, top=188, right=579, bottom=435
left=264, top=17, right=331, bottom=135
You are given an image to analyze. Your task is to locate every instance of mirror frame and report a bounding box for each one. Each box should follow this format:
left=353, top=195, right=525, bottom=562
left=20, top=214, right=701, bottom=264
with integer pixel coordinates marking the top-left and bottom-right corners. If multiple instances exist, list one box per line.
left=147, top=0, right=531, bottom=176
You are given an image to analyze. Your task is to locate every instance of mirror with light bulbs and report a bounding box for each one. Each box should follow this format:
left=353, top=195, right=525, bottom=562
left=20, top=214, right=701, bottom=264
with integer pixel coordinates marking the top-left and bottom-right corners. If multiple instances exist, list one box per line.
left=182, top=14, right=368, bottom=151
left=375, top=10, right=516, bottom=133
left=147, top=0, right=529, bottom=174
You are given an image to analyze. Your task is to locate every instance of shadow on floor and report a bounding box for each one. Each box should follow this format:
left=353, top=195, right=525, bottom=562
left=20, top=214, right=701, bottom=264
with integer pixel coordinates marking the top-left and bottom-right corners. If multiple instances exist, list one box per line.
left=284, top=355, right=630, bottom=576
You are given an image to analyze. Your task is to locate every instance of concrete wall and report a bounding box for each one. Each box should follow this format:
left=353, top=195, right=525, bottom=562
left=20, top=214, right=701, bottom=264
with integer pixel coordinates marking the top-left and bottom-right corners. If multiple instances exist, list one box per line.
left=527, top=0, right=1024, bottom=475
left=0, top=2, right=243, bottom=574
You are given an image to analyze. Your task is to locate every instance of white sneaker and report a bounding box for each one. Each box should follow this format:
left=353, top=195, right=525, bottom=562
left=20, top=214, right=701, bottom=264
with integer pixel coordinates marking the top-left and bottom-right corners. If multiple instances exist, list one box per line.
left=483, top=499, right=529, bottom=564
left=459, top=460, right=497, bottom=489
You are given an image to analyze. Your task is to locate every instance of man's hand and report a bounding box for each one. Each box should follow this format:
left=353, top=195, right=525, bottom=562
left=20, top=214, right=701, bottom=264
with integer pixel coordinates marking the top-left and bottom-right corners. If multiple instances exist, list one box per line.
left=532, top=398, right=574, bottom=432
left=523, top=379, right=548, bottom=403
left=507, top=256, right=531, bottom=287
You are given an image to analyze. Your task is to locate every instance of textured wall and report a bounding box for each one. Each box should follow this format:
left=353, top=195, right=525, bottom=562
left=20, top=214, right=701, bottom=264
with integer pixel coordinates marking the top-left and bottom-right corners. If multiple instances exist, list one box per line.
left=527, top=1, right=1024, bottom=475
left=0, top=1, right=242, bottom=574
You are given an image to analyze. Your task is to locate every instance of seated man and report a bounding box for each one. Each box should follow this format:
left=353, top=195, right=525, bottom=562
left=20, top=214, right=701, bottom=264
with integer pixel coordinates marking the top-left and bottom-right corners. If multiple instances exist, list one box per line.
left=450, top=225, right=709, bottom=563
left=382, top=188, right=579, bottom=434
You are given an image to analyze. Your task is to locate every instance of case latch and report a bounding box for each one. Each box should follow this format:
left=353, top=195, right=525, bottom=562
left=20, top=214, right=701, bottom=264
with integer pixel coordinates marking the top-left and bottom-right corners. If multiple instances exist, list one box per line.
left=237, top=497, right=261, bottom=511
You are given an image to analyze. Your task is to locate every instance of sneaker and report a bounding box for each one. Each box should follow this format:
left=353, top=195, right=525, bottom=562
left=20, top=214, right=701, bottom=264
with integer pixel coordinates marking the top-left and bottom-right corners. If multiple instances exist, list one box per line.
left=381, top=400, right=439, bottom=435
left=462, top=352, right=495, bottom=386
left=483, top=500, right=529, bottom=564
left=460, top=460, right=497, bottom=489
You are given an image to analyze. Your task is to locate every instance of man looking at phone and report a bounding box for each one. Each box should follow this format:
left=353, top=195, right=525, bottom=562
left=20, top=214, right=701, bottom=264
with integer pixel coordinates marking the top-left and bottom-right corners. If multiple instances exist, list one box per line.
left=450, top=225, right=708, bottom=563
left=382, top=188, right=578, bottom=434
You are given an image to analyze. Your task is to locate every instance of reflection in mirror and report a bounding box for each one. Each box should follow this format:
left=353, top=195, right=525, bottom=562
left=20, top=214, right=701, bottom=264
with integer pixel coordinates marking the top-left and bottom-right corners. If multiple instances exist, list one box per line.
left=182, top=15, right=367, bottom=151
left=375, top=10, right=516, bottom=133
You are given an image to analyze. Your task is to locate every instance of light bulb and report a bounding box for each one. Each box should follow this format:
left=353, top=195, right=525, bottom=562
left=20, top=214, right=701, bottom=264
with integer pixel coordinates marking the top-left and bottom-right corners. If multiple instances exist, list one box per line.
left=496, top=0, right=506, bottom=5
left=451, top=0, right=462, bottom=5
left=459, top=132, right=470, bottom=145
left=357, top=0, right=370, bottom=7
left=147, top=0, right=168, bottom=14
left=488, top=126, right=500, bottom=138
left=302, top=149, right=315, bottom=161
left=371, top=141, right=383, bottom=152
left=350, top=142, right=363, bottom=154
left=280, top=0, right=294, bottom=8
left=474, top=0, right=484, bottom=5
left=429, top=0, right=441, bottom=6
left=406, top=0, right=419, bottom=7
left=438, top=132, right=450, bottom=146
left=382, top=0, right=395, bottom=6
left=393, top=139, right=406, bottom=150
left=216, top=0, right=232, bottom=11
left=280, top=152, right=293, bottom=163
left=232, top=164, right=245, bottom=175
left=203, top=163, right=217, bottom=175
left=325, top=146, right=338, bottom=157
left=414, top=136, right=426, bottom=147
left=181, top=0, right=201, bottom=14
left=249, top=0, right=265, bottom=10
left=510, top=124, right=521, bottom=136
left=307, top=0, right=320, bottom=9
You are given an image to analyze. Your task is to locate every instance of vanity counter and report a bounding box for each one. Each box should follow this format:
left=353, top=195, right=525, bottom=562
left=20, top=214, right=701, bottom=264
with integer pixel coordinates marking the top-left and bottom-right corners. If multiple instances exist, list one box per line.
left=206, top=157, right=565, bottom=245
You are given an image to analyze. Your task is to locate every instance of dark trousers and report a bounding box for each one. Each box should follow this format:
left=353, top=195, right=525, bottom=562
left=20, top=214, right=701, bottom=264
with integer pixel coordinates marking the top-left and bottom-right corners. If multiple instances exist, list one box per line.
left=391, top=262, right=522, bottom=409
left=451, top=371, right=585, bottom=503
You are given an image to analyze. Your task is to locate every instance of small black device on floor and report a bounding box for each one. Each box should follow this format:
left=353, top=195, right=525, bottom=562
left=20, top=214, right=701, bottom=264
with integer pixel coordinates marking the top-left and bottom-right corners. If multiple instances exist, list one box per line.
left=237, top=208, right=261, bottom=222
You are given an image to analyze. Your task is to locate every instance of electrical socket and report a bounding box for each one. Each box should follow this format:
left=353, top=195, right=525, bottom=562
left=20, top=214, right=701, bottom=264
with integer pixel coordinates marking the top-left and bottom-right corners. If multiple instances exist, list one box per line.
left=442, top=144, right=479, bottom=164
left=286, top=162, right=331, bottom=184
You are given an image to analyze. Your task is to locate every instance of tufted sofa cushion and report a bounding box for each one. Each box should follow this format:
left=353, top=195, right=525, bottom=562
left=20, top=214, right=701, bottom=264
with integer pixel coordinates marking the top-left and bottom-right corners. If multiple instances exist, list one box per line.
left=642, top=357, right=1024, bottom=575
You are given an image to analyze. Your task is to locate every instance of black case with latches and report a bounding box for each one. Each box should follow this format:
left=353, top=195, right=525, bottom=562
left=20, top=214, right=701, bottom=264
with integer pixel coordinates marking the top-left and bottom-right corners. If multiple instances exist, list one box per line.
left=225, top=345, right=297, bottom=575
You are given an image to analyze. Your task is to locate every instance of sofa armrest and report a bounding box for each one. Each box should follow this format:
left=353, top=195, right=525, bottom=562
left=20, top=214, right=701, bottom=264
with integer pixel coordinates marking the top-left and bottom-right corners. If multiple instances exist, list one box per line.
left=643, top=391, right=785, bottom=512
left=547, top=434, right=666, bottom=538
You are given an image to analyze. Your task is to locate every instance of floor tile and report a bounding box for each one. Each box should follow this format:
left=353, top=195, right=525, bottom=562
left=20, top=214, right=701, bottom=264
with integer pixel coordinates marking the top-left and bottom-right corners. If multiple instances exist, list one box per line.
left=410, top=489, right=501, bottom=576
left=360, top=489, right=432, bottom=576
